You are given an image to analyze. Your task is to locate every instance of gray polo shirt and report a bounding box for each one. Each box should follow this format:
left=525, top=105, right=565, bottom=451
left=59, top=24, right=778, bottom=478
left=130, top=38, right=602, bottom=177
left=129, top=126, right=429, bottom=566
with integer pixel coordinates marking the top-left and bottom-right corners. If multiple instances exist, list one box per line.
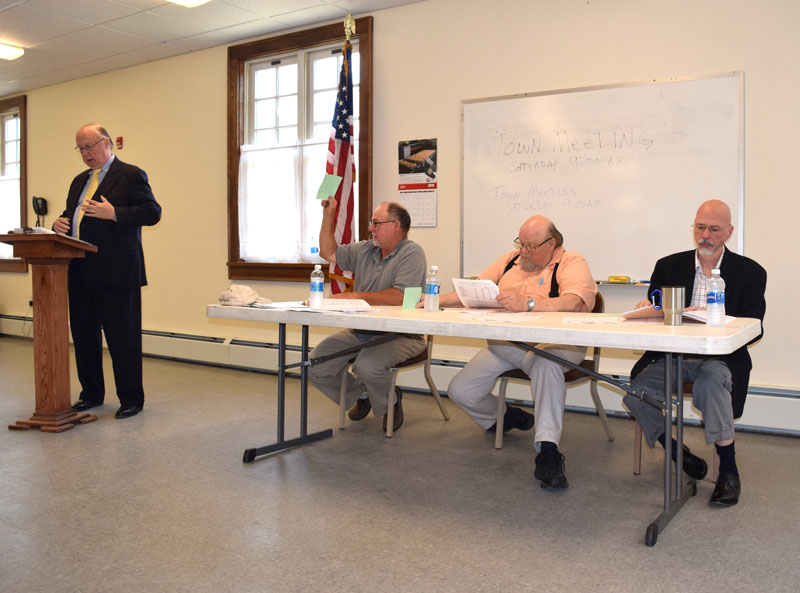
left=336, top=237, right=427, bottom=294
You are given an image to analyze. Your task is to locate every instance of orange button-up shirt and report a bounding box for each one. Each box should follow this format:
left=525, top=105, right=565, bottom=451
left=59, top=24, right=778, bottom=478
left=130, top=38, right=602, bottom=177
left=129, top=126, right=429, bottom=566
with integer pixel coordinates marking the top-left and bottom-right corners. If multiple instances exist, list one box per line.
left=479, top=246, right=597, bottom=312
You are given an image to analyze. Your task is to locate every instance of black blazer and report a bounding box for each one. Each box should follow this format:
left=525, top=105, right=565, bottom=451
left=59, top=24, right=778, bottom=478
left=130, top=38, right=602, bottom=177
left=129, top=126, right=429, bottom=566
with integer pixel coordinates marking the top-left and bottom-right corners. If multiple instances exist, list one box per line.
left=60, top=157, right=161, bottom=290
left=629, top=247, right=767, bottom=418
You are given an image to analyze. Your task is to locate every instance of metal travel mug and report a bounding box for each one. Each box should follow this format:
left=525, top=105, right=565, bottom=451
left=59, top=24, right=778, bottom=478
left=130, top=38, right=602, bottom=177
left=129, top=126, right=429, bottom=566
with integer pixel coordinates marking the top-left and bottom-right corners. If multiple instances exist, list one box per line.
left=661, top=286, right=685, bottom=326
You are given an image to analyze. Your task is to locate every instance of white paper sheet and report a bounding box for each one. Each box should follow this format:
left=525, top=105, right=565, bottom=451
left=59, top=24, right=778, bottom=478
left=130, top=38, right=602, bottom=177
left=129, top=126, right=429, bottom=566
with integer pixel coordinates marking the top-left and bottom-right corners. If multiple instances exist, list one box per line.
left=681, top=309, right=736, bottom=325
left=452, top=278, right=500, bottom=308
left=481, top=312, right=542, bottom=323
left=562, top=315, right=625, bottom=324
left=250, top=301, right=307, bottom=310
left=320, top=299, right=372, bottom=312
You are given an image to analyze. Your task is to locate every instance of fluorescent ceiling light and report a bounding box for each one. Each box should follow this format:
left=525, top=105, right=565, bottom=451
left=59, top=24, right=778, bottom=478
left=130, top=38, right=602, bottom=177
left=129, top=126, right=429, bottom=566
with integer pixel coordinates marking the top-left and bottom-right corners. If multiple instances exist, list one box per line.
left=0, top=43, right=24, bottom=60
left=166, top=0, right=212, bottom=6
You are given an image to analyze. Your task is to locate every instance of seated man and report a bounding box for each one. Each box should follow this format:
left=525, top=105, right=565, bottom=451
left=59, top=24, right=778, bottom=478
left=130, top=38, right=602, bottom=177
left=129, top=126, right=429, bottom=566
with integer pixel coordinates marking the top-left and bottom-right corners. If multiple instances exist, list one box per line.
left=444, top=216, right=597, bottom=489
left=623, top=199, right=766, bottom=507
left=308, top=198, right=426, bottom=433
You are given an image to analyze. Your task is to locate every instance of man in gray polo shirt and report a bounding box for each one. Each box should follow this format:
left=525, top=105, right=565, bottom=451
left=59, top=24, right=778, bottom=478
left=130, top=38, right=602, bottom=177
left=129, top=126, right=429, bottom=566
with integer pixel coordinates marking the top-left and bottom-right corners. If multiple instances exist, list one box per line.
left=308, top=198, right=427, bottom=433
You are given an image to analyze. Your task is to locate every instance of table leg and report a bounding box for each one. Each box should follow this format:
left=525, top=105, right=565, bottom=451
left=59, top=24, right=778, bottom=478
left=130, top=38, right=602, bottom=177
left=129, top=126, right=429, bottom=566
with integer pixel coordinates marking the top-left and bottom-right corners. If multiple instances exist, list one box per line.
left=300, top=325, right=308, bottom=437
left=509, top=341, right=699, bottom=545
left=242, top=323, right=333, bottom=463
left=645, top=353, right=697, bottom=546
left=277, top=322, right=285, bottom=443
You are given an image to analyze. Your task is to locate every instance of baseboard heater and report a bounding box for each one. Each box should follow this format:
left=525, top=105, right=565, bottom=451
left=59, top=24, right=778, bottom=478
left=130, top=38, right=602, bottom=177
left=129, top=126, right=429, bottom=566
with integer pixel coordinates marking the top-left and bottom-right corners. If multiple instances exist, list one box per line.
left=137, top=328, right=799, bottom=438
left=1, top=316, right=797, bottom=437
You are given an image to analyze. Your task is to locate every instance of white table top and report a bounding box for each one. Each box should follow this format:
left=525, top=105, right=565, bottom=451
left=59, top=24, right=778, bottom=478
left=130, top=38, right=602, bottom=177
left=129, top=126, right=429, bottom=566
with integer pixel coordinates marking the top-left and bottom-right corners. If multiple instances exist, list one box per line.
left=207, top=305, right=761, bottom=356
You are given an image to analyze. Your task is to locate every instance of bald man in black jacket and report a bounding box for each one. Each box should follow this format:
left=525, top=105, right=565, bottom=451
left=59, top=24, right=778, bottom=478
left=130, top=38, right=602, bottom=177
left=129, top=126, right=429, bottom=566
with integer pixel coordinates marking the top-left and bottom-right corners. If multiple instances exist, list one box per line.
left=624, top=200, right=766, bottom=507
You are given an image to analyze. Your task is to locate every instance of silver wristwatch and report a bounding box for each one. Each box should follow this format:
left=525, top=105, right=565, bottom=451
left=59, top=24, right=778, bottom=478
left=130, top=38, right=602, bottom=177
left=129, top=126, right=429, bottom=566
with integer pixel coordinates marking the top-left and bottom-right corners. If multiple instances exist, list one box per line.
left=527, top=296, right=535, bottom=312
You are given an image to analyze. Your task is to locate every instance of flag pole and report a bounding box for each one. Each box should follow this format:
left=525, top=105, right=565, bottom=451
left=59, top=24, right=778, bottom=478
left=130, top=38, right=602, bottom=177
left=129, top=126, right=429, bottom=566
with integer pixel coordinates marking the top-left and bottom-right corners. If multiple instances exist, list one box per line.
left=326, top=13, right=357, bottom=294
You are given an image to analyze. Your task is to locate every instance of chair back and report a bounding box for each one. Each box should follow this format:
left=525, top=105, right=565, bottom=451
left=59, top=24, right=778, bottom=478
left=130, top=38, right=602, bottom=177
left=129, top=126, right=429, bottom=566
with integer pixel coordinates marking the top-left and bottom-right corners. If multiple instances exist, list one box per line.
left=591, top=291, right=604, bottom=314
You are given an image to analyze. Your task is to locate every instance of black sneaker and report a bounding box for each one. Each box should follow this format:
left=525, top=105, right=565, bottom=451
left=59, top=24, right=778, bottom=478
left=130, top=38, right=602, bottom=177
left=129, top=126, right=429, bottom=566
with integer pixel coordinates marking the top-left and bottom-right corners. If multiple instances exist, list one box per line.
left=680, top=445, right=708, bottom=481
left=487, top=405, right=535, bottom=433
left=534, top=447, right=569, bottom=489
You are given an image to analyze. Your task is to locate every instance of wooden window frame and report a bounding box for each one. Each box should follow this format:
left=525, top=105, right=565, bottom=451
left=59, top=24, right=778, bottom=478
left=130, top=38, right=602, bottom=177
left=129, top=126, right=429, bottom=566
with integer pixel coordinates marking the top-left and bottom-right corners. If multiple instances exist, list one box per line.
left=227, top=17, right=373, bottom=282
left=0, top=95, right=27, bottom=273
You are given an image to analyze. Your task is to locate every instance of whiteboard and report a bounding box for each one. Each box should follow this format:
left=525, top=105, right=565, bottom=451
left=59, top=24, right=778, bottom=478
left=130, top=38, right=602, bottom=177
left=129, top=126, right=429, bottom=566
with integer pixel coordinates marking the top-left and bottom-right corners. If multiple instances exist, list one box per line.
left=461, top=73, right=743, bottom=281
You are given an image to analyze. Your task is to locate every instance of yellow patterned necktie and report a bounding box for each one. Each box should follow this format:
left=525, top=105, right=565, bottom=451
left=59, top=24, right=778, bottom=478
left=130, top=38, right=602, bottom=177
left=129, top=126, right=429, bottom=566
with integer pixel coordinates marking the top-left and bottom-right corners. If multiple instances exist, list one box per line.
left=77, top=169, right=101, bottom=227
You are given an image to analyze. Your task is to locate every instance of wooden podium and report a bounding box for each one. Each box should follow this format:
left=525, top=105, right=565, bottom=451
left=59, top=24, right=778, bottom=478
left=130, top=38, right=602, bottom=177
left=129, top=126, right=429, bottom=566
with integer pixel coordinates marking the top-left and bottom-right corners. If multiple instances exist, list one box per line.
left=1, top=233, right=100, bottom=432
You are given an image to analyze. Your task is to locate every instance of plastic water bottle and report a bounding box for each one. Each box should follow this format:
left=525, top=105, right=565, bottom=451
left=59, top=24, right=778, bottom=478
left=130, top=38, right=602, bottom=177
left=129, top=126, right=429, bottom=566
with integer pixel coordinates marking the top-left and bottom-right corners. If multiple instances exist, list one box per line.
left=424, top=265, right=440, bottom=312
left=706, top=268, right=726, bottom=327
left=309, top=264, right=324, bottom=309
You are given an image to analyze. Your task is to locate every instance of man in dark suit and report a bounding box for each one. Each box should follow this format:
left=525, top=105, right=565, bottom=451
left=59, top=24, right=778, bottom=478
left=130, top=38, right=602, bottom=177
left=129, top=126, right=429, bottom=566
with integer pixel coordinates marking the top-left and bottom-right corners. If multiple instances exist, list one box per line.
left=624, top=200, right=766, bottom=506
left=53, top=123, right=161, bottom=419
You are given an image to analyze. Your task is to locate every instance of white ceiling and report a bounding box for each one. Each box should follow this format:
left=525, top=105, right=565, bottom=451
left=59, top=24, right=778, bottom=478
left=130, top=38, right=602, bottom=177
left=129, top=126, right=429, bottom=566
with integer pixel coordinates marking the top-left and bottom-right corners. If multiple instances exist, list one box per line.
left=0, top=0, right=422, bottom=98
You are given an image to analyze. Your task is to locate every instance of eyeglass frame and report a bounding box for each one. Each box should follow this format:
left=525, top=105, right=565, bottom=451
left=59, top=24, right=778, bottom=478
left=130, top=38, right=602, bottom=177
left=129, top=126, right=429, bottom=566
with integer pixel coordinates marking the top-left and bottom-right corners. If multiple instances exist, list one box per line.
left=514, top=236, right=553, bottom=251
left=74, top=137, right=108, bottom=153
left=369, top=219, right=396, bottom=227
left=691, top=223, right=731, bottom=235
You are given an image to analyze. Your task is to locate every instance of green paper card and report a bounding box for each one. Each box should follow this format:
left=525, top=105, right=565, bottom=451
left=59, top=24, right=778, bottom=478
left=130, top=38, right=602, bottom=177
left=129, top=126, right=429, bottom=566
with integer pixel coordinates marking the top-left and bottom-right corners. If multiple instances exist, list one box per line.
left=402, top=287, right=422, bottom=310
left=316, top=174, right=343, bottom=200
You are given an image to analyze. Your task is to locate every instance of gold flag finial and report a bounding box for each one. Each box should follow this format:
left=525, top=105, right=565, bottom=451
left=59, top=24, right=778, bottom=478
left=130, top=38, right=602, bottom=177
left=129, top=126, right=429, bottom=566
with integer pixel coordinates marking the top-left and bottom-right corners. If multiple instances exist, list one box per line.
left=344, top=13, right=356, bottom=40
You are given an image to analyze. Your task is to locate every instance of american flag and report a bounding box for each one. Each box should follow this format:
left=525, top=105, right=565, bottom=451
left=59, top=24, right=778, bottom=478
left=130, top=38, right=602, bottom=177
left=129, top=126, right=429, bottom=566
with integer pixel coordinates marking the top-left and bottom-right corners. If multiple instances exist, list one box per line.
left=326, top=40, right=356, bottom=293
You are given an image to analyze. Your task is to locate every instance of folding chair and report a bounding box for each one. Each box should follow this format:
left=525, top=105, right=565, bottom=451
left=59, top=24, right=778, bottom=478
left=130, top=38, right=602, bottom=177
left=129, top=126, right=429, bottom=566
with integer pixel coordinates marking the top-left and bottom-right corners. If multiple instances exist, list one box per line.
left=339, top=335, right=449, bottom=437
left=493, top=293, right=615, bottom=449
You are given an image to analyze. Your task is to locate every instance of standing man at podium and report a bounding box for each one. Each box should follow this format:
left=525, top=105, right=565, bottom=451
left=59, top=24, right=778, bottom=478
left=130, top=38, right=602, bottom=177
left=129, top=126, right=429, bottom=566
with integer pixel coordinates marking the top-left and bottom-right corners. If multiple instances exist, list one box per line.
left=53, top=123, right=161, bottom=419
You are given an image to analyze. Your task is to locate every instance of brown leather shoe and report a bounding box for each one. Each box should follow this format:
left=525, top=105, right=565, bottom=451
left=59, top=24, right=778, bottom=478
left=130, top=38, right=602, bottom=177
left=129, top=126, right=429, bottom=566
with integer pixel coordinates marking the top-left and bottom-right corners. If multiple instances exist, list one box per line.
left=347, top=397, right=371, bottom=420
left=382, top=388, right=403, bottom=433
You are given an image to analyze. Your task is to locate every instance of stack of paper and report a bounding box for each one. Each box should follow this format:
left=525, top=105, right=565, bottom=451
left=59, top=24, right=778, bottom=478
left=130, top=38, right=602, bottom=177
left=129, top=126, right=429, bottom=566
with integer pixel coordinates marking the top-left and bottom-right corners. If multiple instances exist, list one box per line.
left=622, top=305, right=736, bottom=325
left=451, top=278, right=500, bottom=308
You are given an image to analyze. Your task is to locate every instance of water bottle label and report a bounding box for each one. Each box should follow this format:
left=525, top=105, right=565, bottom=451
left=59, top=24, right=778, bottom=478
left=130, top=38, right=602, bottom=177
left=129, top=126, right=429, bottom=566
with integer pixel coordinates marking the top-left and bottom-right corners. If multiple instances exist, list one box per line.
left=311, top=281, right=323, bottom=292
left=310, top=246, right=319, bottom=255
left=707, top=291, right=725, bottom=305
left=425, top=283, right=440, bottom=295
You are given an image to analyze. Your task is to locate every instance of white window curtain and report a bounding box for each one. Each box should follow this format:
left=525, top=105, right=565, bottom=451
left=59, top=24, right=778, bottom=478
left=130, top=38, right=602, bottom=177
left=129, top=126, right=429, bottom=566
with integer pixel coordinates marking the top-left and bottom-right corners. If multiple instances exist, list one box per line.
left=0, top=177, right=20, bottom=259
left=238, top=143, right=328, bottom=264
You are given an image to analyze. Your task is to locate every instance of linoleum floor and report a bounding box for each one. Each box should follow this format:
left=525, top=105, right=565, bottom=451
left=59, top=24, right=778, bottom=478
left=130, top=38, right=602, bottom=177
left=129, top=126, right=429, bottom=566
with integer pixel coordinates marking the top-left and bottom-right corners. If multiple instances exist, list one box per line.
left=1, top=335, right=798, bottom=593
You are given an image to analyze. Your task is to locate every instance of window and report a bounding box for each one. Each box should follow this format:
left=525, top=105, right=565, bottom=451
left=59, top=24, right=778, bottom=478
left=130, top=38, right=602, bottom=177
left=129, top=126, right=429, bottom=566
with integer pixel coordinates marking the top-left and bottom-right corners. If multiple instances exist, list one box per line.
left=0, top=95, right=27, bottom=273
left=227, top=17, right=373, bottom=281
left=239, top=43, right=360, bottom=265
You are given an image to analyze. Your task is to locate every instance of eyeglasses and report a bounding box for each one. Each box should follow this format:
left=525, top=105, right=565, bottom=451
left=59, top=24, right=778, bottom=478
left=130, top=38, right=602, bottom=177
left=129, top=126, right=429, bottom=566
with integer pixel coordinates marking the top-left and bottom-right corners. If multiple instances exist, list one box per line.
left=514, top=236, right=553, bottom=251
left=74, top=138, right=107, bottom=153
left=369, top=219, right=396, bottom=227
left=691, top=223, right=730, bottom=235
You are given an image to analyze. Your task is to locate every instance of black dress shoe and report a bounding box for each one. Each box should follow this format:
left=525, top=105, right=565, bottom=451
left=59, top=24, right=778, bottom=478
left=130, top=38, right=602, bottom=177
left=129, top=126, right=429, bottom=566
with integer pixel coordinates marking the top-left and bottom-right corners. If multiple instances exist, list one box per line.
left=115, top=405, right=143, bottom=419
left=681, top=445, right=708, bottom=481
left=487, top=405, right=535, bottom=433
left=72, top=400, right=102, bottom=412
left=348, top=397, right=372, bottom=420
left=710, top=472, right=740, bottom=506
left=382, top=388, right=403, bottom=433
left=534, top=447, right=569, bottom=489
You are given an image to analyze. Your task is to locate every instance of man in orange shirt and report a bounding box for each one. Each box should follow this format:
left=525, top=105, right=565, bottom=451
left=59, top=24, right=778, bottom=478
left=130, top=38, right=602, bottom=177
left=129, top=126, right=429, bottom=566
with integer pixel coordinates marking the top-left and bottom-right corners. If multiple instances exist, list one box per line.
left=443, top=215, right=596, bottom=489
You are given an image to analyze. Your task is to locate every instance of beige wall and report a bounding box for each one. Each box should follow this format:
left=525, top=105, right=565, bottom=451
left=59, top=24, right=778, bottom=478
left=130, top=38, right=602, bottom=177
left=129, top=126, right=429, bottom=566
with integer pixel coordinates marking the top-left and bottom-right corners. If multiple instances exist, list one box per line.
left=1, top=0, right=798, bottom=390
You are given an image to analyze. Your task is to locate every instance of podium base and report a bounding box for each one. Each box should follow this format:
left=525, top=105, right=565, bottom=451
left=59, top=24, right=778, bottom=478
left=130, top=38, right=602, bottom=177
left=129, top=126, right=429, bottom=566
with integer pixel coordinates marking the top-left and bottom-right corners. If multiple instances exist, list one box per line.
left=9, top=411, right=98, bottom=432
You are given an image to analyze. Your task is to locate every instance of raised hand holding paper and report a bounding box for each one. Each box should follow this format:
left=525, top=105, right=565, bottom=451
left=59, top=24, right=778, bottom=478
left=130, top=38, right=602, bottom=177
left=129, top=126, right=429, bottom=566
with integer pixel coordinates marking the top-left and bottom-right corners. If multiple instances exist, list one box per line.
left=316, top=174, right=343, bottom=200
